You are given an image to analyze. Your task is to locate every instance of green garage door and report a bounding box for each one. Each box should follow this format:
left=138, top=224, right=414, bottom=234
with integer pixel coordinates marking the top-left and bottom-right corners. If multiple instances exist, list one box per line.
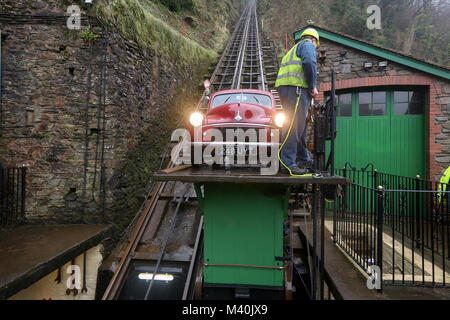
left=326, top=88, right=426, bottom=178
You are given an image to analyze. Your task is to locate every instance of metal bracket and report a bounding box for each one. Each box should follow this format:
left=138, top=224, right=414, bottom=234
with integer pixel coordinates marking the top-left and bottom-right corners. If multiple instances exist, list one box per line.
left=275, top=256, right=291, bottom=262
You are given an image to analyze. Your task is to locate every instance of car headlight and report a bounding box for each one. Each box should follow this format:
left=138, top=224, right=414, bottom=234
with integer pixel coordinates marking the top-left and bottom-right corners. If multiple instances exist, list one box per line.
left=274, top=113, right=286, bottom=128
left=189, top=112, right=204, bottom=127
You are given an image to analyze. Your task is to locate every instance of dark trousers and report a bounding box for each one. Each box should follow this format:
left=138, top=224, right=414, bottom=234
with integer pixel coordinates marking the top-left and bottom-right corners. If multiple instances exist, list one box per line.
left=278, top=85, right=311, bottom=169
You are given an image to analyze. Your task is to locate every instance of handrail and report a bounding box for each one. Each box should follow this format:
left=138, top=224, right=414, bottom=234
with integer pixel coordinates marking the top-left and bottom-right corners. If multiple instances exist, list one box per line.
left=343, top=162, right=356, bottom=171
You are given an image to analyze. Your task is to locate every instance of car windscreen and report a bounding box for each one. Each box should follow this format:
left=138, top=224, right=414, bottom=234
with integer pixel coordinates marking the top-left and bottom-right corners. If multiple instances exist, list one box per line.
left=211, top=93, right=273, bottom=109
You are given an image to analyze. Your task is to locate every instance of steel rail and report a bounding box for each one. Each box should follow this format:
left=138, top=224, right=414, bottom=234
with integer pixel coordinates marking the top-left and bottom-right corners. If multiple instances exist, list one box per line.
left=182, top=216, right=204, bottom=300
left=214, top=5, right=250, bottom=91
left=254, top=4, right=266, bottom=91
left=102, top=2, right=256, bottom=300
left=101, top=173, right=171, bottom=299
left=242, top=7, right=257, bottom=89
left=233, top=0, right=266, bottom=91
left=233, top=8, right=251, bottom=89
left=143, top=186, right=189, bottom=300
left=208, top=8, right=245, bottom=94
left=102, top=0, right=273, bottom=300
left=212, top=0, right=267, bottom=91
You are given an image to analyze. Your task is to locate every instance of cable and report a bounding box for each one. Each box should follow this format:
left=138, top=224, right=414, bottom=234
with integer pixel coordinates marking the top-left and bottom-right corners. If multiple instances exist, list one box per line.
left=99, top=27, right=108, bottom=212
left=278, top=88, right=313, bottom=177
left=81, top=17, right=94, bottom=202
left=91, top=29, right=107, bottom=204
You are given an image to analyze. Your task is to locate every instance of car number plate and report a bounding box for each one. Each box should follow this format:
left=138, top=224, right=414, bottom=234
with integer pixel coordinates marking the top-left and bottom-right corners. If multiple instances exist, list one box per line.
left=216, top=145, right=258, bottom=156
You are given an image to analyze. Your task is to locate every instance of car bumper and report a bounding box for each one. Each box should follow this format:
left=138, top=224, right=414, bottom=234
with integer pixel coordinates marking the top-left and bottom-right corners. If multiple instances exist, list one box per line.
left=190, top=141, right=280, bottom=156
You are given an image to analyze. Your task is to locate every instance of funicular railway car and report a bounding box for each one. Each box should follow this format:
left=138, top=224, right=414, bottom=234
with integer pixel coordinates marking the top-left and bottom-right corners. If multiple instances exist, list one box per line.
left=187, top=89, right=285, bottom=167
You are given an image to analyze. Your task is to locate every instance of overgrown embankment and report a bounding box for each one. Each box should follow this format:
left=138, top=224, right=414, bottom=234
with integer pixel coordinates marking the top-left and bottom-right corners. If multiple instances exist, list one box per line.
left=93, top=0, right=243, bottom=71
left=87, top=0, right=243, bottom=235
left=0, top=0, right=243, bottom=235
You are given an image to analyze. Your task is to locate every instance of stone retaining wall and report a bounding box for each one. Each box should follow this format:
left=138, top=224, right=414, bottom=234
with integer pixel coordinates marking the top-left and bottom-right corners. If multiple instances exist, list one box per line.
left=0, top=1, right=214, bottom=229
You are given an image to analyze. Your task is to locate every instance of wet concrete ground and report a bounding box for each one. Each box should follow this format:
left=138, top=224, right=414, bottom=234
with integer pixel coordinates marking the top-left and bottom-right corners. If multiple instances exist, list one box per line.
left=0, top=224, right=111, bottom=299
left=297, top=218, right=450, bottom=299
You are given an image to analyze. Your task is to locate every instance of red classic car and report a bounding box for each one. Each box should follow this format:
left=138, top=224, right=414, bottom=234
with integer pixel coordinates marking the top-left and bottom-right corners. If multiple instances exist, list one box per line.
left=187, top=89, right=286, bottom=166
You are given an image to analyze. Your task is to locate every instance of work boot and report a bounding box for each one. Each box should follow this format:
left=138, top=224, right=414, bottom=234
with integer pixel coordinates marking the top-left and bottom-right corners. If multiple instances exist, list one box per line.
left=279, top=164, right=308, bottom=175
left=290, top=166, right=308, bottom=175
left=298, top=160, right=314, bottom=169
left=279, top=165, right=290, bottom=174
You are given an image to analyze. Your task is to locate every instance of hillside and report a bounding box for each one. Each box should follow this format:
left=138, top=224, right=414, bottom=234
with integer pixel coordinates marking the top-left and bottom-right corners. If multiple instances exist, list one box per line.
left=93, top=0, right=245, bottom=69
left=258, top=0, right=450, bottom=67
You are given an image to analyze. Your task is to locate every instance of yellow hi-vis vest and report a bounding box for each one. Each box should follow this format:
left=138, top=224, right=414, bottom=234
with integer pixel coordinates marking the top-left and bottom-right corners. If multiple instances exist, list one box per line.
left=438, top=166, right=450, bottom=203
left=275, top=40, right=310, bottom=89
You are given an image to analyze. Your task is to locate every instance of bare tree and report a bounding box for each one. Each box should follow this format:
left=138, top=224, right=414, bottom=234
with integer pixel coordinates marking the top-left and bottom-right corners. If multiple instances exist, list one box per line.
left=402, top=0, right=432, bottom=54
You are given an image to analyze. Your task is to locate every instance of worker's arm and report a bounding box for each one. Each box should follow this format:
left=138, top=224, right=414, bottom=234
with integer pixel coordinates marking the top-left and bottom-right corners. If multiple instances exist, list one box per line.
left=297, top=41, right=317, bottom=90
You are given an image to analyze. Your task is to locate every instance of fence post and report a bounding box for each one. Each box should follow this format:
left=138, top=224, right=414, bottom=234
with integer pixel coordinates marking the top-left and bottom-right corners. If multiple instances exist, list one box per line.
left=377, top=185, right=384, bottom=293
left=336, top=167, right=347, bottom=244
left=343, top=167, right=347, bottom=211
left=374, top=169, right=378, bottom=190
left=333, top=169, right=343, bottom=244
left=21, top=167, right=26, bottom=223
left=332, top=184, right=336, bottom=242
left=415, top=175, right=421, bottom=248
left=374, top=169, right=378, bottom=221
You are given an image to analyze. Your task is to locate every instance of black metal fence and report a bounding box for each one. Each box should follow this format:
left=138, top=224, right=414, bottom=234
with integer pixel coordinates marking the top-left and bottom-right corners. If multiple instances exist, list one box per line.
left=333, top=165, right=450, bottom=289
left=0, top=165, right=27, bottom=227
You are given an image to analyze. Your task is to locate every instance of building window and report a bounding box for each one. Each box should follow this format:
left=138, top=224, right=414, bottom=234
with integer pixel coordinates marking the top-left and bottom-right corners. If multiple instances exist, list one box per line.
left=394, top=91, right=424, bottom=115
left=338, top=93, right=352, bottom=117
left=359, top=91, right=386, bottom=116
left=328, top=89, right=425, bottom=118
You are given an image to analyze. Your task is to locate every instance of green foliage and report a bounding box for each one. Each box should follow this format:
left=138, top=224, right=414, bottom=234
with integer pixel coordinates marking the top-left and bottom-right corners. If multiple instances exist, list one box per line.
left=81, top=25, right=99, bottom=41
left=93, top=0, right=218, bottom=70
left=330, top=0, right=372, bottom=41
left=40, top=132, right=52, bottom=139
left=260, top=0, right=450, bottom=67
left=157, top=0, right=195, bottom=13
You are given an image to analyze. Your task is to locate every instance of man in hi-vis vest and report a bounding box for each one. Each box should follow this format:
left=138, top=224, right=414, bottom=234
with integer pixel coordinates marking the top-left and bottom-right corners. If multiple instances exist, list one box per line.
left=276, top=28, right=319, bottom=175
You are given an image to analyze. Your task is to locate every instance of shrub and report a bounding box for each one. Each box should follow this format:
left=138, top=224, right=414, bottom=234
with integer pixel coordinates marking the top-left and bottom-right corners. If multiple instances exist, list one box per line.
left=158, top=0, right=194, bottom=13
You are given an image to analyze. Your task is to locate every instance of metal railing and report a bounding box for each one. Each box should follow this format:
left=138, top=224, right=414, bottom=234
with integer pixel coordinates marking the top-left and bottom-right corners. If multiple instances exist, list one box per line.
left=333, top=165, right=450, bottom=289
left=0, top=165, right=27, bottom=227
left=334, top=182, right=383, bottom=283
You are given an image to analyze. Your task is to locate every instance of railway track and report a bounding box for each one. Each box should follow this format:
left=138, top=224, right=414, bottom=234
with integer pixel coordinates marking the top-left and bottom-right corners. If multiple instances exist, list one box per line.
left=212, top=0, right=266, bottom=92
left=101, top=0, right=279, bottom=300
